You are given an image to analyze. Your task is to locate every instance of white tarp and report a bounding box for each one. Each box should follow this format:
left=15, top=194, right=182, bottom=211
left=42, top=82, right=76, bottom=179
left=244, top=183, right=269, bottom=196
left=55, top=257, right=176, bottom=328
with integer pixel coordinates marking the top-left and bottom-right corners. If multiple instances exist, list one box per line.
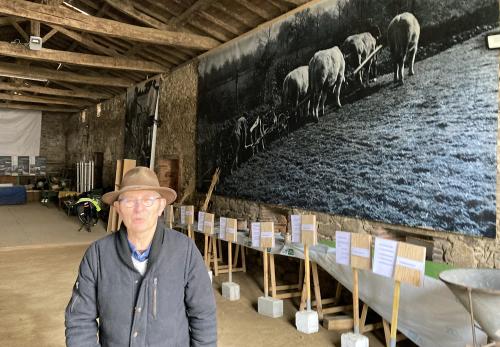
left=0, top=109, right=41, bottom=156
left=190, top=225, right=487, bottom=347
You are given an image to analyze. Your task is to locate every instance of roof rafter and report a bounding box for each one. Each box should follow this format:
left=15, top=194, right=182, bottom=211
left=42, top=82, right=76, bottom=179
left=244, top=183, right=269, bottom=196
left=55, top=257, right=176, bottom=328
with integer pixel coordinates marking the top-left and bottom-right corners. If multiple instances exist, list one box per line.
left=0, top=0, right=220, bottom=50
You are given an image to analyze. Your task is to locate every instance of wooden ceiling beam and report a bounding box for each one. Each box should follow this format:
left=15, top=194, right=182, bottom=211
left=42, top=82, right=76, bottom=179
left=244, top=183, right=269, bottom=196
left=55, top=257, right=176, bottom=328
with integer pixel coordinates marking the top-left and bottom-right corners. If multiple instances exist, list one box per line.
left=211, top=3, right=254, bottom=29
left=234, top=0, right=273, bottom=20
left=0, top=102, right=79, bottom=112
left=268, top=0, right=290, bottom=12
left=50, top=25, right=119, bottom=57
left=0, top=61, right=133, bottom=87
left=42, top=27, right=58, bottom=42
left=0, top=41, right=168, bottom=73
left=281, top=0, right=311, bottom=5
left=169, top=0, right=214, bottom=26
left=0, top=0, right=220, bottom=50
left=0, top=91, right=90, bottom=106
left=197, top=11, right=239, bottom=36
left=104, top=0, right=177, bottom=31
left=0, top=16, right=24, bottom=26
left=11, top=21, right=29, bottom=41
left=0, top=81, right=109, bottom=99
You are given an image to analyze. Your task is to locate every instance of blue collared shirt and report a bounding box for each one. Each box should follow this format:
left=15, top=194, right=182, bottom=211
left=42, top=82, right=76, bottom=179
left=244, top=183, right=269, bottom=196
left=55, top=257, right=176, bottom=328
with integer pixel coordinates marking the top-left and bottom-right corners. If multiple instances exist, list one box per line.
left=127, top=239, right=151, bottom=262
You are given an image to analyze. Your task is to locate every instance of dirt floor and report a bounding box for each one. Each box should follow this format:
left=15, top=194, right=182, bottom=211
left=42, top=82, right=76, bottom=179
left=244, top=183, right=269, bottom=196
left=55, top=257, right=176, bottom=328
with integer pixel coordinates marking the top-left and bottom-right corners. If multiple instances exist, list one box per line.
left=0, top=203, right=391, bottom=346
left=0, top=244, right=390, bottom=347
left=0, top=202, right=107, bottom=249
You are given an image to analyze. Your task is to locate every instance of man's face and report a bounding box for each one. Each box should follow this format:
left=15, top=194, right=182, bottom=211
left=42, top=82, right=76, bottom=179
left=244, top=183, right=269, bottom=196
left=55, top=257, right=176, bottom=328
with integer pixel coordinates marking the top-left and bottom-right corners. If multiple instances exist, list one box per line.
left=114, top=190, right=166, bottom=235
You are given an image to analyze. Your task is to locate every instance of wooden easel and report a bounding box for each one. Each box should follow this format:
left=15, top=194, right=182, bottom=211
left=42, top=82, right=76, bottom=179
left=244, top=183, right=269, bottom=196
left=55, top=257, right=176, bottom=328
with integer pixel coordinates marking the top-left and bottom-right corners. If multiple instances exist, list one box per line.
left=199, top=168, right=220, bottom=272
left=208, top=238, right=246, bottom=277
left=267, top=255, right=303, bottom=300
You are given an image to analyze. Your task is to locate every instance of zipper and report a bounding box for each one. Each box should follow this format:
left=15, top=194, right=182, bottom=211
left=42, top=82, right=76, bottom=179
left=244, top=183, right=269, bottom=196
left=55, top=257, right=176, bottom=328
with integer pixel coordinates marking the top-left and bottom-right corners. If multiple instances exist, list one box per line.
left=153, top=277, right=157, bottom=319
left=70, top=281, right=80, bottom=313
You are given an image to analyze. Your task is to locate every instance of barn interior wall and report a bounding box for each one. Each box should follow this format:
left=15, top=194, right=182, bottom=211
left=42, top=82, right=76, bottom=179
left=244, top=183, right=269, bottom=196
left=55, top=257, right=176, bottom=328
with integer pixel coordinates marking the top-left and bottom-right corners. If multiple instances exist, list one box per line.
left=64, top=94, right=126, bottom=189
left=65, top=57, right=498, bottom=269
left=40, top=112, right=67, bottom=175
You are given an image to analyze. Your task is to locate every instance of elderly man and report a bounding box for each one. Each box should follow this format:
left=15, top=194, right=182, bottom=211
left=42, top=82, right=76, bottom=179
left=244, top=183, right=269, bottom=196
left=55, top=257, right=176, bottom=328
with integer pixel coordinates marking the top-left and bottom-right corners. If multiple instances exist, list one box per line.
left=65, top=166, right=216, bottom=347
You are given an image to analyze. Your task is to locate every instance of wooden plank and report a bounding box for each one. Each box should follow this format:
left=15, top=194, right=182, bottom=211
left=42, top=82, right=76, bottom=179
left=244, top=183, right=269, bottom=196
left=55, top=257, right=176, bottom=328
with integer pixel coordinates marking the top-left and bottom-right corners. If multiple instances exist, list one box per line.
left=51, top=25, right=118, bottom=57
left=0, top=61, right=133, bottom=87
left=234, top=0, right=273, bottom=20
left=11, top=21, right=29, bottom=41
left=0, top=102, right=79, bottom=112
left=322, top=305, right=353, bottom=315
left=170, top=0, right=214, bottom=25
left=42, top=28, right=58, bottom=42
left=323, top=315, right=354, bottom=331
left=30, top=20, right=40, bottom=36
left=0, top=81, right=109, bottom=99
left=0, top=91, right=90, bottom=106
left=281, top=0, right=311, bottom=5
left=0, top=0, right=220, bottom=50
left=270, top=253, right=277, bottom=298
left=0, top=41, right=167, bottom=73
left=104, top=0, right=177, bottom=31
left=0, top=16, right=24, bottom=26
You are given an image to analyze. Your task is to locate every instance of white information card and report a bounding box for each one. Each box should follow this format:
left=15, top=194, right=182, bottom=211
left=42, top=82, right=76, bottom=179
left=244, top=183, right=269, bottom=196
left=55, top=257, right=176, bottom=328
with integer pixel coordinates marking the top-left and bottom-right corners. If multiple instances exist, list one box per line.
left=373, top=238, right=398, bottom=278
left=251, top=222, right=261, bottom=248
left=335, top=231, right=351, bottom=266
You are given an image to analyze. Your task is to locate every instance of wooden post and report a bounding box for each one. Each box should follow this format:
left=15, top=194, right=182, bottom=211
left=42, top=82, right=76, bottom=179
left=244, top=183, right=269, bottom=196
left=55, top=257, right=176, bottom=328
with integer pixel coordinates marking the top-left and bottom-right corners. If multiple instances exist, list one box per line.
left=305, top=245, right=311, bottom=311
left=263, top=248, right=268, bottom=297
left=187, top=223, right=192, bottom=239
left=270, top=253, right=277, bottom=298
left=212, top=236, right=219, bottom=276
left=353, top=268, right=360, bottom=334
left=228, top=241, right=232, bottom=283
left=204, top=233, right=210, bottom=269
left=390, top=281, right=401, bottom=347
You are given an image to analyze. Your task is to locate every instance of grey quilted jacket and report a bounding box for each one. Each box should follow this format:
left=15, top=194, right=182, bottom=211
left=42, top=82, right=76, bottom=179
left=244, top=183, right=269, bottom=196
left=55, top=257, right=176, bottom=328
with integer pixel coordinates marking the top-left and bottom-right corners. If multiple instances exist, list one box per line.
left=65, top=221, right=217, bottom=347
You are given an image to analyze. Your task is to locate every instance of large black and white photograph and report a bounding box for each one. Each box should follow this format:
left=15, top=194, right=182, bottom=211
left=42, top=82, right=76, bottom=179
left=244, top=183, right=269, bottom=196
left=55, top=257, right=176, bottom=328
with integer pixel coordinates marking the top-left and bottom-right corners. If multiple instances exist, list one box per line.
left=124, top=77, right=160, bottom=167
left=197, top=0, right=499, bottom=238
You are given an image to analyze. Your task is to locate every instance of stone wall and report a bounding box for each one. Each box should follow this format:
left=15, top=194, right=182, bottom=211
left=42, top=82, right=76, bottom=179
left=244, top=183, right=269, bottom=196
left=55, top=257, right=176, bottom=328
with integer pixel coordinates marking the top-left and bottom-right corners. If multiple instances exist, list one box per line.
left=40, top=112, right=67, bottom=174
left=154, top=62, right=198, bottom=202
left=208, top=195, right=499, bottom=268
left=65, top=94, right=126, bottom=188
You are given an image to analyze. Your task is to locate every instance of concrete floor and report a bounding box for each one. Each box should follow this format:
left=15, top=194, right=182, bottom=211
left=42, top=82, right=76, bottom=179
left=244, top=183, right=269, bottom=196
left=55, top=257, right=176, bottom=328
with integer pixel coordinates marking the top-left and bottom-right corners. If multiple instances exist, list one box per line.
left=0, top=203, right=387, bottom=346
left=0, top=202, right=107, bottom=249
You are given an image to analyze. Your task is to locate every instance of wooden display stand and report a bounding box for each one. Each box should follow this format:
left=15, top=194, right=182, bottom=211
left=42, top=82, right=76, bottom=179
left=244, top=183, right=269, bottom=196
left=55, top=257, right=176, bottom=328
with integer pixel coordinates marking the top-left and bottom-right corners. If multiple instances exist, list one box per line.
left=208, top=238, right=246, bottom=277
left=106, top=159, right=136, bottom=232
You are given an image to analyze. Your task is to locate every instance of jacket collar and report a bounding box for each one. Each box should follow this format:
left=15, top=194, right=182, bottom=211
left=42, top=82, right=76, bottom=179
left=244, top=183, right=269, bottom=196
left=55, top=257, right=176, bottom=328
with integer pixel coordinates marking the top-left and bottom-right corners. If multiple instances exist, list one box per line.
left=116, top=218, right=165, bottom=274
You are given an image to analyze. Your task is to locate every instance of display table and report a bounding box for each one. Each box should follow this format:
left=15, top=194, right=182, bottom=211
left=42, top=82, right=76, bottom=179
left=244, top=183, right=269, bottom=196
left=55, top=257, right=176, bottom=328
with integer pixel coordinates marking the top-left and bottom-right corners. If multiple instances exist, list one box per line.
left=177, top=223, right=484, bottom=347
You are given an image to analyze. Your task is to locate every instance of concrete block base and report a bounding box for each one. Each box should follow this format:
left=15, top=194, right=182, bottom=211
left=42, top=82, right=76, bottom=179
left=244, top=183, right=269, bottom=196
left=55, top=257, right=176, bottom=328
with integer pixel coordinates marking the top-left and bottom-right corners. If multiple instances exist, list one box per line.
left=341, top=332, right=369, bottom=347
left=257, top=296, right=283, bottom=318
left=295, top=310, right=319, bottom=334
left=222, top=281, right=240, bottom=301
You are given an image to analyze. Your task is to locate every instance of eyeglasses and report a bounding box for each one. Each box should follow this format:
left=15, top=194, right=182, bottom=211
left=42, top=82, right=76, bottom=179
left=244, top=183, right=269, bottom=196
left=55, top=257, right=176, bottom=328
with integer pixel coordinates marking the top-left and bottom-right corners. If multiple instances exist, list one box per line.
left=118, top=197, right=161, bottom=208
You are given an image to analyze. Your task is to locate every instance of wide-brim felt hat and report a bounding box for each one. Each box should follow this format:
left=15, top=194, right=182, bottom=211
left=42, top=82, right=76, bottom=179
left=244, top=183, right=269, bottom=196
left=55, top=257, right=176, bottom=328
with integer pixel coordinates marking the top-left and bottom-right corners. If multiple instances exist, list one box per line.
left=101, top=166, right=177, bottom=205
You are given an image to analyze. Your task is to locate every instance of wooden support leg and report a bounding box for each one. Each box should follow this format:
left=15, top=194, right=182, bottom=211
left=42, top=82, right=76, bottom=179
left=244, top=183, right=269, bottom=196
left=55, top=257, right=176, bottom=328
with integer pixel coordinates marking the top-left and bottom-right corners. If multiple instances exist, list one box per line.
left=204, top=234, right=209, bottom=268
left=212, top=236, right=218, bottom=276
left=263, top=250, right=268, bottom=297
left=334, top=281, right=342, bottom=305
left=270, top=253, right=277, bottom=298
left=298, top=259, right=304, bottom=289
left=233, top=243, right=240, bottom=268
left=383, top=320, right=391, bottom=347
left=360, top=302, right=369, bottom=333
left=299, top=270, right=307, bottom=311
left=241, top=245, right=247, bottom=272
left=217, top=239, right=223, bottom=262
left=311, top=262, right=323, bottom=319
